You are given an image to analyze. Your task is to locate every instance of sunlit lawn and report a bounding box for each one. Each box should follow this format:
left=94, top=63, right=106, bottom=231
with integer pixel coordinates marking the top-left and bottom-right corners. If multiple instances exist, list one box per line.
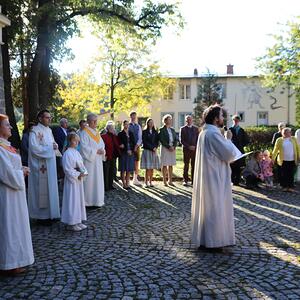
left=139, top=147, right=190, bottom=180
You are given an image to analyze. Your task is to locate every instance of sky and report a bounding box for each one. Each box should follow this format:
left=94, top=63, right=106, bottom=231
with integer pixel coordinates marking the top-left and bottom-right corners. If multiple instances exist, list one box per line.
left=56, top=0, right=299, bottom=77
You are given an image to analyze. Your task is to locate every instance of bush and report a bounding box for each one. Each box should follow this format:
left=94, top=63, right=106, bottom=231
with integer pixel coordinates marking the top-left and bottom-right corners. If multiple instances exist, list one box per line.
left=244, top=125, right=298, bottom=152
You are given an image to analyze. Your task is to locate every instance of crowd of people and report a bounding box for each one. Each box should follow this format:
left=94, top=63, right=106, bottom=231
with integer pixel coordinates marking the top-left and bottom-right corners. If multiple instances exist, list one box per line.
left=227, top=116, right=300, bottom=192
left=0, top=107, right=299, bottom=274
left=241, top=124, right=300, bottom=192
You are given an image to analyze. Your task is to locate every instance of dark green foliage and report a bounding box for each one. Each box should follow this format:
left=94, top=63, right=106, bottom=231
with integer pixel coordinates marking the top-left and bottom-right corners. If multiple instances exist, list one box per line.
left=244, top=125, right=298, bottom=152
left=257, top=17, right=300, bottom=126
left=193, top=72, right=223, bottom=126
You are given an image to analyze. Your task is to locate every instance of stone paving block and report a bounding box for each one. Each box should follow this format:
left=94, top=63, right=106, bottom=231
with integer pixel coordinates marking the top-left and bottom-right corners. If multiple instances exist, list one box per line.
left=0, top=183, right=299, bottom=299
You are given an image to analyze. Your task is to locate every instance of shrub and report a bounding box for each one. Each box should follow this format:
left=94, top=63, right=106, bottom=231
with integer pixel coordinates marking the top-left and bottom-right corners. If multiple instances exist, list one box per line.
left=244, top=125, right=298, bottom=153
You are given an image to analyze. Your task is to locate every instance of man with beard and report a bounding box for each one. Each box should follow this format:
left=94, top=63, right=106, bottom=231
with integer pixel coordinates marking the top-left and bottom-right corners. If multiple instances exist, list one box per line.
left=191, top=105, right=237, bottom=251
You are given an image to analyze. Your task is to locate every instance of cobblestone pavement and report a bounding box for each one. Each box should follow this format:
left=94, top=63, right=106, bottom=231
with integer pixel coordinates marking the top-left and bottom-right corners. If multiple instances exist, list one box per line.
left=0, top=183, right=300, bottom=300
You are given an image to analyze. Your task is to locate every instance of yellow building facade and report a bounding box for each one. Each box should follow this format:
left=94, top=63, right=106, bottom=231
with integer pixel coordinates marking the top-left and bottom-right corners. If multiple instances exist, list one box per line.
left=149, top=74, right=296, bottom=130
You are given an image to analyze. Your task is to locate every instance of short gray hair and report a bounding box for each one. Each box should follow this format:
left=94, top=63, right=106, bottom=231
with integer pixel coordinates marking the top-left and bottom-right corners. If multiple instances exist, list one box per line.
left=282, top=127, right=291, bottom=135
left=106, top=121, right=114, bottom=131
left=60, top=118, right=68, bottom=125
left=87, top=113, right=98, bottom=122
left=278, top=122, right=286, bottom=129
left=185, top=115, right=192, bottom=121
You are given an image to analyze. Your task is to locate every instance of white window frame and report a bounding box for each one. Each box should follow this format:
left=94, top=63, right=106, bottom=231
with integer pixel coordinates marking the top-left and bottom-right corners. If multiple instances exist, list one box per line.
left=257, top=111, right=269, bottom=126
left=179, top=84, right=191, bottom=100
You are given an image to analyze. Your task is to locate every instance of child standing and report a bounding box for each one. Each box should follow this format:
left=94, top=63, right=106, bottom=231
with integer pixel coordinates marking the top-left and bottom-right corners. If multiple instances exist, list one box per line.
left=261, top=150, right=274, bottom=187
left=62, top=133, right=87, bottom=231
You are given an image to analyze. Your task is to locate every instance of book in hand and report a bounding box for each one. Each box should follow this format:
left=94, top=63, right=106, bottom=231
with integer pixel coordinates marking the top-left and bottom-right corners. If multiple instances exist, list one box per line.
left=230, top=144, right=253, bottom=163
left=232, top=152, right=253, bottom=162
left=75, top=166, right=88, bottom=176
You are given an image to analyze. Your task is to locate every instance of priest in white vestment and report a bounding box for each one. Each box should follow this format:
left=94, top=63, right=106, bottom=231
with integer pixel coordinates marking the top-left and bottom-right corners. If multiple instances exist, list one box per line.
left=28, top=110, right=60, bottom=223
left=0, top=114, right=34, bottom=274
left=79, top=113, right=105, bottom=207
left=191, top=105, right=237, bottom=249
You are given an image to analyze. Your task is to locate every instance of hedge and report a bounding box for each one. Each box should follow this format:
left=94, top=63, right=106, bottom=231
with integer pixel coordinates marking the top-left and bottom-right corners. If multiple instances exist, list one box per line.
left=244, top=125, right=298, bottom=153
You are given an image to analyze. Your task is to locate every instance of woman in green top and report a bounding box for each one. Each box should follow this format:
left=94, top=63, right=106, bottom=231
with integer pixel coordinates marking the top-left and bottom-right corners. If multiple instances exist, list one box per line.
left=159, top=114, right=178, bottom=186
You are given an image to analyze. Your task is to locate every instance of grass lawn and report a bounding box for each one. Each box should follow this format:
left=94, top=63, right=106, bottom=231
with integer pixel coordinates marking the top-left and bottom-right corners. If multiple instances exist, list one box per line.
left=138, top=147, right=191, bottom=181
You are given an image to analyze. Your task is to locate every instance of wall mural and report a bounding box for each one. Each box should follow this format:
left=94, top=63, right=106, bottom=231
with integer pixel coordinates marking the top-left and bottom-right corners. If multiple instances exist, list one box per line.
left=242, top=81, right=264, bottom=109
left=243, top=80, right=285, bottom=110
left=266, top=88, right=284, bottom=110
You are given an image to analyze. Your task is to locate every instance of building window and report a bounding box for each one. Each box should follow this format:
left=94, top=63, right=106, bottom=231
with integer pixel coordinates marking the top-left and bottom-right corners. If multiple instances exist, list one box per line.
left=180, top=85, right=185, bottom=99
left=163, top=86, right=174, bottom=100
left=257, top=112, right=268, bottom=126
left=196, top=83, right=226, bottom=100
left=179, top=84, right=191, bottom=100
left=161, top=112, right=175, bottom=126
left=186, top=85, right=191, bottom=99
left=178, top=112, right=193, bottom=128
left=237, top=111, right=245, bottom=122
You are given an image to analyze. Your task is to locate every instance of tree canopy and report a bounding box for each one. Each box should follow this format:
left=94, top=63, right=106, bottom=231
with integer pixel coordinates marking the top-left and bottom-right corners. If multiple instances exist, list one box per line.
left=3, top=0, right=183, bottom=124
left=257, top=17, right=300, bottom=124
left=91, top=26, right=175, bottom=119
left=193, top=71, right=223, bottom=126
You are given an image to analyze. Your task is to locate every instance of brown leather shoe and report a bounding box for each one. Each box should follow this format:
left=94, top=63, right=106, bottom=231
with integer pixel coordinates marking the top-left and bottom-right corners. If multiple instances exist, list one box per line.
left=0, top=267, right=27, bottom=276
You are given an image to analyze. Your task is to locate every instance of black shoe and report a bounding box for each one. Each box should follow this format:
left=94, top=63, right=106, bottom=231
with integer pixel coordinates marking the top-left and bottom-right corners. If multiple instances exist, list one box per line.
left=36, top=219, right=52, bottom=226
left=197, top=246, right=224, bottom=253
left=86, top=206, right=100, bottom=210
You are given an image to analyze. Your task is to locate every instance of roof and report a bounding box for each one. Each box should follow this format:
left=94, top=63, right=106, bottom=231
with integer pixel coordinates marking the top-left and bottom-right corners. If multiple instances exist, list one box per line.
left=165, top=74, right=260, bottom=79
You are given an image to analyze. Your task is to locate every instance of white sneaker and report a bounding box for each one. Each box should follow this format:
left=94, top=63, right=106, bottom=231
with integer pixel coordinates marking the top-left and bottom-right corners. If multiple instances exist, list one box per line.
left=133, top=178, right=142, bottom=186
left=78, top=223, right=87, bottom=230
left=67, top=225, right=82, bottom=231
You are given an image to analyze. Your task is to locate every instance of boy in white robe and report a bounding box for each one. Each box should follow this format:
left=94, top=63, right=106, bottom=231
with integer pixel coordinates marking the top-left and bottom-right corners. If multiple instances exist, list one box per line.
left=191, top=105, right=237, bottom=251
left=0, top=114, right=34, bottom=275
left=62, top=133, right=87, bottom=231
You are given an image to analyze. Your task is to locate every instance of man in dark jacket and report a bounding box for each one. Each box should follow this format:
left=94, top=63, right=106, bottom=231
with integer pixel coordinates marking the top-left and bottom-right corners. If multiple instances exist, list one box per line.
left=272, top=122, right=285, bottom=146
left=52, top=118, right=68, bottom=181
left=229, top=115, right=249, bottom=185
left=53, top=118, right=68, bottom=153
left=179, top=115, right=199, bottom=185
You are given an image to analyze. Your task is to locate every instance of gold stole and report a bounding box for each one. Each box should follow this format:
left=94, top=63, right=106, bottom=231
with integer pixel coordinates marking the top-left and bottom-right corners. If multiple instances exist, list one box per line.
left=84, top=127, right=101, bottom=144
left=0, top=141, right=17, bottom=154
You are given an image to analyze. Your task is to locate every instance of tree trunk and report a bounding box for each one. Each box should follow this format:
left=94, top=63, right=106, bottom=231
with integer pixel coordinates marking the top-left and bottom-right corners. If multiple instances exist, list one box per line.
left=20, top=37, right=29, bottom=129
left=27, top=0, right=51, bottom=122
left=39, top=46, right=50, bottom=109
left=110, top=76, right=115, bottom=120
left=1, top=24, right=21, bottom=149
